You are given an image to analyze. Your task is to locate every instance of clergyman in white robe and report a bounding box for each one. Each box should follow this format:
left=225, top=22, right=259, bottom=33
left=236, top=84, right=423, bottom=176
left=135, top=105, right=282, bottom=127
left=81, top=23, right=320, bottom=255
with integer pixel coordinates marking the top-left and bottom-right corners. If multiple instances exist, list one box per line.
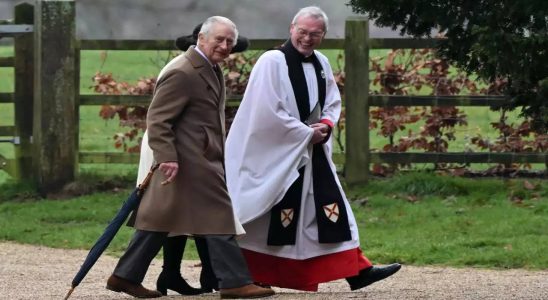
left=224, top=48, right=374, bottom=291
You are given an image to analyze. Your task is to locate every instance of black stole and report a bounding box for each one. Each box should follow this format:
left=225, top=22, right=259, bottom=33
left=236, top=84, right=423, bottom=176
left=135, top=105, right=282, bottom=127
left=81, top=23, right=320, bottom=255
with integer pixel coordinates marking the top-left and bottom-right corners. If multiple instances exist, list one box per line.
left=267, top=41, right=351, bottom=245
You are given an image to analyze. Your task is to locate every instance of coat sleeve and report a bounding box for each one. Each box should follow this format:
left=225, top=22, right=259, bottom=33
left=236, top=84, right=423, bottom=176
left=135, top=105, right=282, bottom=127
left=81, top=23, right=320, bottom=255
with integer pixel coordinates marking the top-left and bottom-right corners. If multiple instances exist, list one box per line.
left=146, top=70, right=190, bottom=164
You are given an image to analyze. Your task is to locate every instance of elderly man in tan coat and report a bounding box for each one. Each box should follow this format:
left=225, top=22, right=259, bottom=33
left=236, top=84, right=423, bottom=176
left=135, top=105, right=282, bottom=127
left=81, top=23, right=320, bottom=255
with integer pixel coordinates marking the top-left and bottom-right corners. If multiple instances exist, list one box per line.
left=105, top=16, right=275, bottom=299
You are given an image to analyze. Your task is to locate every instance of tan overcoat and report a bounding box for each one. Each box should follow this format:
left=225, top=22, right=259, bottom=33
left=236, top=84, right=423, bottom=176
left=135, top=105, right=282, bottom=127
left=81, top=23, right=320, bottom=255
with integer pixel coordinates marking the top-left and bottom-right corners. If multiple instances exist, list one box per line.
left=132, top=46, right=237, bottom=235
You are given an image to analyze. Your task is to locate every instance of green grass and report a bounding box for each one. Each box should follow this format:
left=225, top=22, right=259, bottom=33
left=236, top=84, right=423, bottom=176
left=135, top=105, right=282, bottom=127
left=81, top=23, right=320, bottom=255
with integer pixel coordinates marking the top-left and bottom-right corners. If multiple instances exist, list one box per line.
left=0, top=189, right=143, bottom=257
left=79, top=50, right=174, bottom=94
left=348, top=173, right=548, bottom=269
left=0, top=45, right=172, bottom=92
left=0, top=46, right=14, bottom=92
left=0, top=173, right=546, bottom=266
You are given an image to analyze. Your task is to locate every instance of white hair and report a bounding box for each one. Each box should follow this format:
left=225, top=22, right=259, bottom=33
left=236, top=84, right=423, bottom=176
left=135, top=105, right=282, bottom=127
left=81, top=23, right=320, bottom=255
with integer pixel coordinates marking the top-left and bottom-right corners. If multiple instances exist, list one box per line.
left=291, top=6, right=329, bottom=32
left=199, top=16, right=239, bottom=46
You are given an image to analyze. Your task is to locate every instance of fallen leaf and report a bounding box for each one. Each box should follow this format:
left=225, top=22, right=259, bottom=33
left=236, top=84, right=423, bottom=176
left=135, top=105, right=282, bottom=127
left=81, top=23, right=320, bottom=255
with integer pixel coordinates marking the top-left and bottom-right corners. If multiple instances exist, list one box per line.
left=406, top=195, right=418, bottom=203
left=354, top=197, right=369, bottom=207
left=523, top=180, right=536, bottom=190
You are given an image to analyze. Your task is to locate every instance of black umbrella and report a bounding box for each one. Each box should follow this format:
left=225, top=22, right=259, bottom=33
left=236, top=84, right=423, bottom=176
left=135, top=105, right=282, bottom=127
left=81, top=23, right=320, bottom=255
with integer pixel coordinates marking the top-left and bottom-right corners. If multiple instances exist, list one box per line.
left=63, top=165, right=158, bottom=300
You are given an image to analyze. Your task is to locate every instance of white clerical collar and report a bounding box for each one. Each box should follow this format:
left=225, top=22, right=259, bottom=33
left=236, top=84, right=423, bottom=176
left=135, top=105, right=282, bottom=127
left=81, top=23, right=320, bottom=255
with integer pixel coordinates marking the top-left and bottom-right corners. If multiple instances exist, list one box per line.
left=194, top=46, right=214, bottom=66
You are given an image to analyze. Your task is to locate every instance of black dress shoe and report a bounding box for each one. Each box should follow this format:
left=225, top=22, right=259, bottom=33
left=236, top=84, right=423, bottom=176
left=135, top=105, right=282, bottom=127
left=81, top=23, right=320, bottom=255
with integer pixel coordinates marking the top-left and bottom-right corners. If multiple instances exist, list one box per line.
left=346, top=263, right=402, bottom=290
left=156, top=270, right=203, bottom=296
left=198, top=268, right=219, bottom=293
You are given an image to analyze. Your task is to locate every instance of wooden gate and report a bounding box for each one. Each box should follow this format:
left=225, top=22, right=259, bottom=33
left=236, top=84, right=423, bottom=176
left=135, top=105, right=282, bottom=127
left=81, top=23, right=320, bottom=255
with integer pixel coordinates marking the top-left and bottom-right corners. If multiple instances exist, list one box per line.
left=0, top=3, right=34, bottom=181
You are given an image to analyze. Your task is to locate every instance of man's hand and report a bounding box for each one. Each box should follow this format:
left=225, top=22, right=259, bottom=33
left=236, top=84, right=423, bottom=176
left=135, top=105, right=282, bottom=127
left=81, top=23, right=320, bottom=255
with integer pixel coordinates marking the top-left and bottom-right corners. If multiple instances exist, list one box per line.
left=159, top=161, right=178, bottom=185
left=310, top=123, right=330, bottom=133
left=310, top=123, right=329, bottom=144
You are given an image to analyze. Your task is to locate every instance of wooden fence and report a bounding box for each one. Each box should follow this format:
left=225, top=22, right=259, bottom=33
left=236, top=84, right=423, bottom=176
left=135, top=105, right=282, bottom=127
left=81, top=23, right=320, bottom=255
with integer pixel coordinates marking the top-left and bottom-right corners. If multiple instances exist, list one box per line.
left=0, top=3, right=33, bottom=183
left=344, top=19, right=546, bottom=183
left=0, top=1, right=546, bottom=191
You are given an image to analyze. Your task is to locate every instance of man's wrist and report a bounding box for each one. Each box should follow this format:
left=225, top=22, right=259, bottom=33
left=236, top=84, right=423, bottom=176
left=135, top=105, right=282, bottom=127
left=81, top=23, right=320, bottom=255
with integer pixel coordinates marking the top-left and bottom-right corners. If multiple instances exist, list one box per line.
left=320, top=118, right=334, bottom=128
left=319, top=119, right=333, bottom=144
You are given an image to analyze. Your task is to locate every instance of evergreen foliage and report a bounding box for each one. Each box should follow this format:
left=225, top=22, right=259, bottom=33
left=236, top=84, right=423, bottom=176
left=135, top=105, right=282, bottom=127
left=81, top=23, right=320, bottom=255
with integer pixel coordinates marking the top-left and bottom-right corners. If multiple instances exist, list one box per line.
left=349, top=0, right=548, bottom=132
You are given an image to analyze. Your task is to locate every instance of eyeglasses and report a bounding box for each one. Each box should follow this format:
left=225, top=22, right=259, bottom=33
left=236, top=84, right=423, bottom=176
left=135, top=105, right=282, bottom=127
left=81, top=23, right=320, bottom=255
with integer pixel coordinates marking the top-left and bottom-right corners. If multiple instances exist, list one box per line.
left=295, top=28, right=324, bottom=40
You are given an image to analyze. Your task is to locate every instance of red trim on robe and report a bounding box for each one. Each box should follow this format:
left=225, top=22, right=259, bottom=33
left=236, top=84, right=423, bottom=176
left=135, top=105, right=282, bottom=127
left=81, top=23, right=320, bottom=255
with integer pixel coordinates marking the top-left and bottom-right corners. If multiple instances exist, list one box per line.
left=319, top=118, right=334, bottom=128
left=242, top=247, right=372, bottom=291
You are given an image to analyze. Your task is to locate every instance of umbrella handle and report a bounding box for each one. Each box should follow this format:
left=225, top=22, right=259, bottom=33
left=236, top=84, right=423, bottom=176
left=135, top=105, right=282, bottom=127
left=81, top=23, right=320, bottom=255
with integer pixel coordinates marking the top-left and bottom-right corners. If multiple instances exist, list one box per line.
left=137, top=164, right=159, bottom=192
left=63, top=287, right=75, bottom=300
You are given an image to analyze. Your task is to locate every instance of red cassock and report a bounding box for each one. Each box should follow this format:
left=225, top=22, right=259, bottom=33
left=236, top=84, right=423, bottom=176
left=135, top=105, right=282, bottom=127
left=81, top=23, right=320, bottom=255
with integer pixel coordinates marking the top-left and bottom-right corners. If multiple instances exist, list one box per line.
left=243, top=248, right=372, bottom=291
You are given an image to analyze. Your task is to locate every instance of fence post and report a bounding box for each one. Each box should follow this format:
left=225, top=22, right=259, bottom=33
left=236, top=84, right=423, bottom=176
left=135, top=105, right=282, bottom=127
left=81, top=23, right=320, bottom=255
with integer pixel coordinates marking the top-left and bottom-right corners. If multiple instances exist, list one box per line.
left=74, top=40, right=81, bottom=177
left=344, top=18, right=370, bottom=185
left=33, top=0, right=76, bottom=193
left=13, top=3, right=34, bottom=182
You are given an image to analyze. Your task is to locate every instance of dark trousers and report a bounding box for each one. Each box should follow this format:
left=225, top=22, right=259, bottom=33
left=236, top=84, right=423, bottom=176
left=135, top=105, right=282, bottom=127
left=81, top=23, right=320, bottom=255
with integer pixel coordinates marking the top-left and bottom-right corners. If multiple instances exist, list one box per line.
left=162, top=235, right=218, bottom=289
left=113, top=229, right=253, bottom=289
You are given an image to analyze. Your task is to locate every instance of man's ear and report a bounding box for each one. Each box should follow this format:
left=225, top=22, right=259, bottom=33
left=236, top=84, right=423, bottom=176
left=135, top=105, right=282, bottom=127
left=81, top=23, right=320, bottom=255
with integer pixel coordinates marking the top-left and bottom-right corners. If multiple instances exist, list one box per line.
left=196, top=33, right=205, bottom=49
left=289, top=23, right=296, bottom=35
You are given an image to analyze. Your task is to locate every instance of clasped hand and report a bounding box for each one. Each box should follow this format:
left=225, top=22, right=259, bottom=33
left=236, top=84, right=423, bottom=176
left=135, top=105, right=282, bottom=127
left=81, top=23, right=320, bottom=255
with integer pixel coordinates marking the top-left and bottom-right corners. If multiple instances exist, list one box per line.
left=309, top=123, right=329, bottom=144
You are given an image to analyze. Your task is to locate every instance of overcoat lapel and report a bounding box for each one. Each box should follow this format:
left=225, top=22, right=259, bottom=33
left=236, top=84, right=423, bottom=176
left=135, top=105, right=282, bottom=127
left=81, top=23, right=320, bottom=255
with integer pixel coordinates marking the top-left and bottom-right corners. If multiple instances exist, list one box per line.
left=215, top=66, right=226, bottom=104
left=186, top=47, right=226, bottom=146
left=186, top=46, right=222, bottom=100
left=216, top=66, right=227, bottom=138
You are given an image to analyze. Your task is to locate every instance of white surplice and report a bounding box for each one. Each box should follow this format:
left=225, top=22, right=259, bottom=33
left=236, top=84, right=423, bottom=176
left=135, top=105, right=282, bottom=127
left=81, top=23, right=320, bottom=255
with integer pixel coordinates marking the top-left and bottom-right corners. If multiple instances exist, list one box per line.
left=225, top=50, right=360, bottom=260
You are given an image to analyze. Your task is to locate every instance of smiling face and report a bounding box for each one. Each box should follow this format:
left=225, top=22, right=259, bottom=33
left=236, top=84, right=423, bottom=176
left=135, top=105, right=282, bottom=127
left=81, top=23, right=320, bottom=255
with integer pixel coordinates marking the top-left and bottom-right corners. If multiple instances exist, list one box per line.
left=197, top=22, right=236, bottom=64
left=289, top=15, right=326, bottom=57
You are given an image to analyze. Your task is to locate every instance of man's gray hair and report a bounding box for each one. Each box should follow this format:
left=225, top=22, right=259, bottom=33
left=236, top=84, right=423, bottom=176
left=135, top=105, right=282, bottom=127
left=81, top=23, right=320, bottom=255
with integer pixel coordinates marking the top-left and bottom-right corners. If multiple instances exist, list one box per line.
left=291, top=6, right=329, bottom=32
left=199, top=16, right=239, bottom=46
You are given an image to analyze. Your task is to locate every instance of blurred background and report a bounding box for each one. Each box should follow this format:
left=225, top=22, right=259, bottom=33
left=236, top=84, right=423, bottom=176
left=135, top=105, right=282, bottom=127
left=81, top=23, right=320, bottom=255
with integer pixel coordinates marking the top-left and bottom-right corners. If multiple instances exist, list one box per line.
left=0, top=0, right=406, bottom=40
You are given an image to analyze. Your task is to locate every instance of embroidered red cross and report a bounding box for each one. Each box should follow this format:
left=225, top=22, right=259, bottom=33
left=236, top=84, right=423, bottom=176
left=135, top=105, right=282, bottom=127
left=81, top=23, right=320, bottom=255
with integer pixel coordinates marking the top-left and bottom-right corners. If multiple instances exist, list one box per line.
left=281, top=209, right=293, bottom=224
left=324, top=204, right=339, bottom=219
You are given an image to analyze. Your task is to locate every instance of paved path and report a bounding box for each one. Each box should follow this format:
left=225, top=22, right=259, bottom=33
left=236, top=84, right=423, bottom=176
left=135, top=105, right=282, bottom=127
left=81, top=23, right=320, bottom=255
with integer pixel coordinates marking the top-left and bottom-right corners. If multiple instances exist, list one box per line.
left=0, top=242, right=547, bottom=299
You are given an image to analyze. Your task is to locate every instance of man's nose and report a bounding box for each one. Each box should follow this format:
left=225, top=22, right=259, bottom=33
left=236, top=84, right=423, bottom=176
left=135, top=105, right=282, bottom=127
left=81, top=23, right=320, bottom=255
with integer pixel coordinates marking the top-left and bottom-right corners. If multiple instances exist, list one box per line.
left=219, top=40, right=229, bottom=50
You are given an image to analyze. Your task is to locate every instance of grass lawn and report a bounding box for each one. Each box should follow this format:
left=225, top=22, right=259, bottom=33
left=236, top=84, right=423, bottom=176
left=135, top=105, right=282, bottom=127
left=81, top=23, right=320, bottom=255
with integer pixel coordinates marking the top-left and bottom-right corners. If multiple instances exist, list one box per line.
left=349, top=173, right=548, bottom=269
left=0, top=173, right=546, bottom=268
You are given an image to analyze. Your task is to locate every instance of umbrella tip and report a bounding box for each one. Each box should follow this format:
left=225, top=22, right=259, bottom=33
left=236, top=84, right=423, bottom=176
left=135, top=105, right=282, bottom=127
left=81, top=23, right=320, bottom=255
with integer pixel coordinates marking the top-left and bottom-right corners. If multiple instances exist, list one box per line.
left=63, top=287, right=75, bottom=300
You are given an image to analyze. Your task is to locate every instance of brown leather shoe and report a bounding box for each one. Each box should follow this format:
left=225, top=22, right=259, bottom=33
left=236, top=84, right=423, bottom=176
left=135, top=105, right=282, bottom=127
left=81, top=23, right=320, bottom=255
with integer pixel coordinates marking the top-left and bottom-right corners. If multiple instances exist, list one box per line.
left=106, top=274, right=162, bottom=298
left=220, top=283, right=275, bottom=299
